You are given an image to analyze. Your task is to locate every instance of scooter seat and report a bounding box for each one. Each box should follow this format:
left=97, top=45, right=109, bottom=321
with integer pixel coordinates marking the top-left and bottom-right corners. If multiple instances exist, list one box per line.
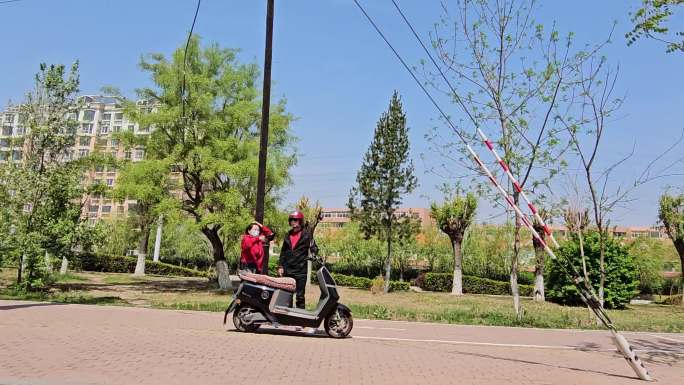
left=239, top=272, right=296, bottom=292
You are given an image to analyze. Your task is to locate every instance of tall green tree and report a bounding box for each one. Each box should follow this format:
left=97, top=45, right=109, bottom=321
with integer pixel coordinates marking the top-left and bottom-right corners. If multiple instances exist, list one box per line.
left=430, top=192, right=477, bottom=295
left=659, top=192, right=684, bottom=305
left=112, top=159, right=174, bottom=276
left=627, top=0, right=684, bottom=53
left=348, top=91, right=418, bottom=293
left=0, top=63, right=88, bottom=289
left=127, top=37, right=295, bottom=289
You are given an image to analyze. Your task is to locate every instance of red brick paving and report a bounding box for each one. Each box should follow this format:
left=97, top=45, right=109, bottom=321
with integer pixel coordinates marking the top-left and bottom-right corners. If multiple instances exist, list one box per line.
left=0, top=300, right=682, bottom=385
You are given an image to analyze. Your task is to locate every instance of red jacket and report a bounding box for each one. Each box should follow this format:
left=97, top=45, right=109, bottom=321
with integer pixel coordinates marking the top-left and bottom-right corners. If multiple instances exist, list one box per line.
left=240, top=225, right=273, bottom=273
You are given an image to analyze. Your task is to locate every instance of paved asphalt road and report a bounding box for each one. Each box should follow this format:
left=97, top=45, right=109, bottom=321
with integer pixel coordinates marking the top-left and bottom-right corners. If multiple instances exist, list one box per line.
left=0, top=300, right=682, bottom=385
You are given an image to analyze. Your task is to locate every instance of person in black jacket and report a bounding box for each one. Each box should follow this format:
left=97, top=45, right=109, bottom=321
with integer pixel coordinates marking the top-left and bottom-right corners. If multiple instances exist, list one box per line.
left=278, top=210, right=318, bottom=309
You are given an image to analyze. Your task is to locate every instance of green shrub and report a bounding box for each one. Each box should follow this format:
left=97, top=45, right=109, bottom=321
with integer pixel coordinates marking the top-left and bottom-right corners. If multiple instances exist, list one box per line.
left=546, top=232, right=638, bottom=309
left=311, top=272, right=409, bottom=292
left=420, top=272, right=533, bottom=296
left=70, top=253, right=208, bottom=278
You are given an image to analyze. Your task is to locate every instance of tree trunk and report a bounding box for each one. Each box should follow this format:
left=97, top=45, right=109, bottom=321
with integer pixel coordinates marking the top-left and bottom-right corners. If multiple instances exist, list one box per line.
left=451, top=238, right=463, bottom=295
left=384, top=226, right=392, bottom=294
left=215, top=260, right=231, bottom=292
left=676, top=240, right=684, bottom=307
left=44, top=251, right=53, bottom=274
left=152, top=215, right=163, bottom=262
left=203, top=226, right=230, bottom=291
left=533, top=244, right=545, bottom=302
left=17, top=254, right=24, bottom=284
left=59, top=256, right=69, bottom=275
left=134, top=224, right=151, bottom=276
left=598, top=230, right=606, bottom=307
left=511, top=212, right=521, bottom=316
left=531, top=224, right=546, bottom=302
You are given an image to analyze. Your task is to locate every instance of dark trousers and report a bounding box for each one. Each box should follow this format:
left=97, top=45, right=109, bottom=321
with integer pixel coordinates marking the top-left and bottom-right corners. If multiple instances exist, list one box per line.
left=239, top=262, right=258, bottom=274
left=286, top=273, right=307, bottom=309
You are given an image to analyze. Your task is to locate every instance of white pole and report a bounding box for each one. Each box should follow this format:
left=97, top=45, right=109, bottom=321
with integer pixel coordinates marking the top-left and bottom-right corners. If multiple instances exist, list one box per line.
left=153, top=215, right=163, bottom=262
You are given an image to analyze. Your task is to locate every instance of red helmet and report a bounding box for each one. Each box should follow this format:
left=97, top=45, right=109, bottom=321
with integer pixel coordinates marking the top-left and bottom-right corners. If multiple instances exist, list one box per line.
left=288, top=211, right=304, bottom=221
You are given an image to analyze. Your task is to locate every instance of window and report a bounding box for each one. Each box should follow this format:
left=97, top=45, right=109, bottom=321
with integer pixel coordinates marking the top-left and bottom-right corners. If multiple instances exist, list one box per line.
left=81, top=123, right=93, bottom=134
left=100, top=125, right=109, bottom=134
left=79, top=136, right=90, bottom=146
left=82, top=110, right=96, bottom=121
left=106, top=179, right=114, bottom=186
left=124, top=151, right=131, bottom=159
left=0, top=151, right=7, bottom=161
left=89, top=205, right=99, bottom=213
left=101, top=206, right=112, bottom=213
left=14, top=127, right=25, bottom=136
left=117, top=205, right=125, bottom=214
left=95, top=165, right=104, bottom=172
left=139, top=126, right=150, bottom=133
left=1, top=127, right=11, bottom=136
left=110, top=139, right=119, bottom=146
left=113, top=125, right=121, bottom=132
left=79, top=149, right=89, bottom=158
left=133, top=150, right=144, bottom=160
left=0, top=139, right=8, bottom=147
left=114, top=113, right=123, bottom=120
left=128, top=124, right=135, bottom=131
left=102, top=113, right=111, bottom=121
left=12, top=150, right=21, bottom=160
left=4, top=114, right=14, bottom=123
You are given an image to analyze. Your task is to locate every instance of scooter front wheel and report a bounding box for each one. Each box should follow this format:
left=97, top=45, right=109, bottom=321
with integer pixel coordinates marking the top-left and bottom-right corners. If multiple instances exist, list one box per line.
left=324, top=307, right=353, bottom=338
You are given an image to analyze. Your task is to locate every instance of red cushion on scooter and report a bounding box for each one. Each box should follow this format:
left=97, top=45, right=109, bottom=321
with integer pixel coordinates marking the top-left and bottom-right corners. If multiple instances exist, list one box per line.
left=239, top=272, right=296, bottom=292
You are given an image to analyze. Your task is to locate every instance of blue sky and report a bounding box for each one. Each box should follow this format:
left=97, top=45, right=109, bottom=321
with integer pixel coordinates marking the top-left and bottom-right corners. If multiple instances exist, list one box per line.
left=1, top=0, right=682, bottom=226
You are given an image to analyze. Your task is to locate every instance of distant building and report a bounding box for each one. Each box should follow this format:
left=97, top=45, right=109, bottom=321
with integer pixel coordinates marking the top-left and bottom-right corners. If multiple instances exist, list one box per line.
left=549, top=225, right=669, bottom=241
left=320, top=207, right=433, bottom=228
left=1, top=95, right=154, bottom=223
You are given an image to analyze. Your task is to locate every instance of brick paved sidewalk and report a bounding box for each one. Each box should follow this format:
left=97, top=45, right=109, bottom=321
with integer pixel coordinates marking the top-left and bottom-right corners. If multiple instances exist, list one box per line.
left=0, top=300, right=682, bottom=385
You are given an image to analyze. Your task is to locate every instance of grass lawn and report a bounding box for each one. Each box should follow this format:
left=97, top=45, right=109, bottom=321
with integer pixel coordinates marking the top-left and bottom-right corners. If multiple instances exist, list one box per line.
left=1, top=268, right=683, bottom=333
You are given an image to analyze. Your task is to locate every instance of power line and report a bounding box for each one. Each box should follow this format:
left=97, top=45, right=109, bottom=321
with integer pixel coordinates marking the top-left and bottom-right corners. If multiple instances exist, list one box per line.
left=0, top=0, right=23, bottom=4
left=181, top=0, right=202, bottom=120
left=351, top=0, right=471, bottom=148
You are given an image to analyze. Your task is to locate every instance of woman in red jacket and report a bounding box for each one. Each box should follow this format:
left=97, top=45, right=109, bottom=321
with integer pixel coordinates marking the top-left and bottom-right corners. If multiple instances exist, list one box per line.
left=240, top=222, right=273, bottom=274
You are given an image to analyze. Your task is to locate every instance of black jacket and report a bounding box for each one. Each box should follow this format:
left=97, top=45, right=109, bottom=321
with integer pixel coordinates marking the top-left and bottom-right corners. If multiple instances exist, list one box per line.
left=279, top=228, right=318, bottom=276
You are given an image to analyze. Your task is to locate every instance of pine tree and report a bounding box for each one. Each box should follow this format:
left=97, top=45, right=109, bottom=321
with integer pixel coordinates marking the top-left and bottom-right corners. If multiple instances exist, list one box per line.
left=348, top=91, right=418, bottom=293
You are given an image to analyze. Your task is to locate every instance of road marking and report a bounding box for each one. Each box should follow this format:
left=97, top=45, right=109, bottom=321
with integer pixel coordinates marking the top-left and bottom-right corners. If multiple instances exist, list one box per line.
left=353, top=336, right=578, bottom=350
left=356, top=326, right=406, bottom=331
left=648, top=334, right=684, bottom=344
left=353, top=335, right=684, bottom=355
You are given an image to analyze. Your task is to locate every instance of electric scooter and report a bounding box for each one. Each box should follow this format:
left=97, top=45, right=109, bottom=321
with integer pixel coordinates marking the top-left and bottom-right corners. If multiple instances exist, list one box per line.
left=223, top=256, right=353, bottom=338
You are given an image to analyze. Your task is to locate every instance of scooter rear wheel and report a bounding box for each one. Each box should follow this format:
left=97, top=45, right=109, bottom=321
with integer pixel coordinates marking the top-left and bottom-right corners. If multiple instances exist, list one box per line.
left=324, top=308, right=353, bottom=338
left=233, top=306, right=261, bottom=332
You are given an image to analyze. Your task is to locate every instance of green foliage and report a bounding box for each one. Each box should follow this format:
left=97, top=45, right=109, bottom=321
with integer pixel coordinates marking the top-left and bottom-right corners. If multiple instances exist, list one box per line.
left=311, top=271, right=409, bottom=292
left=127, top=36, right=296, bottom=262
left=420, top=272, right=533, bottom=296
left=430, top=192, right=477, bottom=243
left=70, top=253, right=208, bottom=278
left=627, top=0, right=684, bottom=53
left=0, top=62, right=92, bottom=290
left=156, top=219, right=213, bottom=270
left=547, top=232, right=639, bottom=309
left=629, top=236, right=670, bottom=294
left=348, top=91, right=418, bottom=291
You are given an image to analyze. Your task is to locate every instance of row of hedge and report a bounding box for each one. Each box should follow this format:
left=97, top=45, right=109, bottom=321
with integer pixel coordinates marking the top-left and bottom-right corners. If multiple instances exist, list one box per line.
left=70, top=253, right=209, bottom=278
left=312, top=272, right=410, bottom=292
left=419, top=272, right=534, bottom=296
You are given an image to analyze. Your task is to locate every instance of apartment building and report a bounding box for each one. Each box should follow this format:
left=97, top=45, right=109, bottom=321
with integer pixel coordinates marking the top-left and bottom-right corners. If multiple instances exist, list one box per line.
left=0, top=95, right=152, bottom=223
left=320, top=207, right=433, bottom=228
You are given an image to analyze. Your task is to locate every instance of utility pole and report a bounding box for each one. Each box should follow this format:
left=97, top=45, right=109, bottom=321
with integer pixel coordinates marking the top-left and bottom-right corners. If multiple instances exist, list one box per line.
left=256, top=0, right=275, bottom=274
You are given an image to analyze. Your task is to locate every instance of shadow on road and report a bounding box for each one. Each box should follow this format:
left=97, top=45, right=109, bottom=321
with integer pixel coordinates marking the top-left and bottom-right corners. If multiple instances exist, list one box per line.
left=0, top=302, right=69, bottom=311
